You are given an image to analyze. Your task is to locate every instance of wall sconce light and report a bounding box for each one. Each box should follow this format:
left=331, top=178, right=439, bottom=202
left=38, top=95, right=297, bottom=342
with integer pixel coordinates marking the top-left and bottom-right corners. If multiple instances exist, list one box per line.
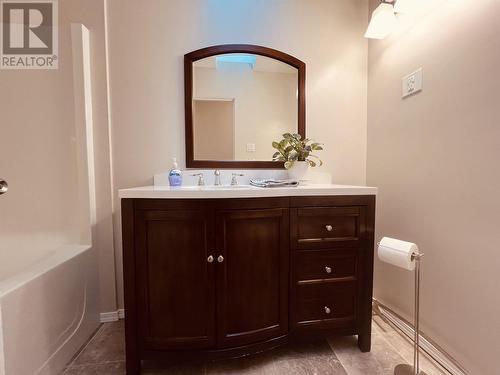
left=364, top=2, right=397, bottom=39
left=393, top=0, right=414, bottom=14
left=365, top=0, right=413, bottom=39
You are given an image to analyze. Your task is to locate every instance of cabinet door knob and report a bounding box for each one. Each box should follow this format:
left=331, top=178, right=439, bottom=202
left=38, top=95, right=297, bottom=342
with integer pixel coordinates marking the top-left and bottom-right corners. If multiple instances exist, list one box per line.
left=207, top=255, right=214, bottom=263
left=325, top=225, right=334, bottom=232
left=324, top=306, right=332, bottom=314
left=325, top=266, right=332, bottom=274
left=217, top=255, right=224, bottom=263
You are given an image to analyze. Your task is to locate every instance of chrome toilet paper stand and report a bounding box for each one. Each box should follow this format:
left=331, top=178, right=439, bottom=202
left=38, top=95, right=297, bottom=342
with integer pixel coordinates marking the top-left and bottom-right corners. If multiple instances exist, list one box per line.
left=394, top=251, right=427, bottom=375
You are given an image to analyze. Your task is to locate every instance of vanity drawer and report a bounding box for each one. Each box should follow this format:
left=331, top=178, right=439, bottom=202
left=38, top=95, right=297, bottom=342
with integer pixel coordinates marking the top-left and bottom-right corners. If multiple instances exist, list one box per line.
left=292, top=207, right=360, bottom=249
left=294, top=285, right=356, bottom=327
left=295, top=250, right=357, bottom=283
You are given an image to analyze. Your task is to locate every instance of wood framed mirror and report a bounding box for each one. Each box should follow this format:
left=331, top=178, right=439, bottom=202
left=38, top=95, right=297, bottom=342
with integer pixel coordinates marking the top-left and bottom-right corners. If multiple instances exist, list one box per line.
left=185, top=44, right=305, bottom=169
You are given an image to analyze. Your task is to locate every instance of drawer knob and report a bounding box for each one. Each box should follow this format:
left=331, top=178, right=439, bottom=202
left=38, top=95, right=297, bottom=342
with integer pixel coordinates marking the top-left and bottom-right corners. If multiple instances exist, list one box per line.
left=325, top=266, right=332, bottom=274
left=325, top=225, right=334, bottom=232
left=217, top=255, right=224, bottom=263
left=207, top=255, right=214, bottom=263
left=324, top=306, right=332, bottom=314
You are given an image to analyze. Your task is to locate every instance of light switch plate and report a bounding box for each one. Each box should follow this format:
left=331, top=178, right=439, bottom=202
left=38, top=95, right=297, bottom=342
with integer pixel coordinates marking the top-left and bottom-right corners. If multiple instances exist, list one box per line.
left=402, top=68, right=423, bottom=98
left=246, top=143, right=256, bottom=152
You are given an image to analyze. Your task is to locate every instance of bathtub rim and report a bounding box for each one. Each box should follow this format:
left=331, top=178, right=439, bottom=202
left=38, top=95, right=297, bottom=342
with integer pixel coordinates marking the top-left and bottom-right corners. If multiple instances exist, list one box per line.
left=0, top=244, right=92, bottom=298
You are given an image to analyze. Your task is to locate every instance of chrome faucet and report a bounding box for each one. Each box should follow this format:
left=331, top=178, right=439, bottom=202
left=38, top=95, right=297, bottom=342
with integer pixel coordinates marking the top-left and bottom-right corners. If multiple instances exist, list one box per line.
left=191, top=173, right=205, bottom=186
left=214, top=170, right=221, bottom=186
left=231, top=173, right=244, bottom=186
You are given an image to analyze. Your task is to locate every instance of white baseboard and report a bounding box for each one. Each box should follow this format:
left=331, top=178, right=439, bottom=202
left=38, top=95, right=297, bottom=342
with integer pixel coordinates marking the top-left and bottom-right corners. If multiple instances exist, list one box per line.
left=100, top=309, right=125, bottom=323
left=374, top=301, right=468, bottom=375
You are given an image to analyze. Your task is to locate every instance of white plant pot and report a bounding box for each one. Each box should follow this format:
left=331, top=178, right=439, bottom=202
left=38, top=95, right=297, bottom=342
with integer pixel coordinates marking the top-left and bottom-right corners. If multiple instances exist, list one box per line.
left=288, top=161, right=309, bottom=181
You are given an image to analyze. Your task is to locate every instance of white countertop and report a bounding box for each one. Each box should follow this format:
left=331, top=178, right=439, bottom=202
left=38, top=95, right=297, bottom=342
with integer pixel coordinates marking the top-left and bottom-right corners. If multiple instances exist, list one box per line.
left=119, top=184, right=377, bottom=199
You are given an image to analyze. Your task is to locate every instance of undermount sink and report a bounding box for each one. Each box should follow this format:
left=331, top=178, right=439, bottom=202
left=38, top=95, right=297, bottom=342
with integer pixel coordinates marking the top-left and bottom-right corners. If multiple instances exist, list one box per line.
left=209, top=185, right=253, bottom=190
left=173, top=185, right=253, bottom=190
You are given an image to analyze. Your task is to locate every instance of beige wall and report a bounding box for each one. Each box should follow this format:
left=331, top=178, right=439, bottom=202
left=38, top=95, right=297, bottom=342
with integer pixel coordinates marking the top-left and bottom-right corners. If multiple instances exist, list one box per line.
left=106, top=0, right=369, bottom=308
left=367, top=1, right=500, bottom=374
left=193, top=99, right=234, bottom=160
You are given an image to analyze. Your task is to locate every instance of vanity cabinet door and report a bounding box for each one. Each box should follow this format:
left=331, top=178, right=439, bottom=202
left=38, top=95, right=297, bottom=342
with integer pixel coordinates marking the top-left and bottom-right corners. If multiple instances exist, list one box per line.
left=134, top=208, right=216, bottom=350
left=215, top=207, right=289, bottom=348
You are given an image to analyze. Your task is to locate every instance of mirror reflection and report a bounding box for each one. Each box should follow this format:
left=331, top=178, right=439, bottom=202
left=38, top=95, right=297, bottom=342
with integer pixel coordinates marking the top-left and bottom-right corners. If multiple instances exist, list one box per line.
left=192, top=53, right=298, bottom=161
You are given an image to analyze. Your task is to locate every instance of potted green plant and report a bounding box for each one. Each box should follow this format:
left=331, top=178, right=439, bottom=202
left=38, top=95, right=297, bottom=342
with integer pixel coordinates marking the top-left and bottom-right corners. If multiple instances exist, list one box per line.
left=272, top=133, right=323, bottom=180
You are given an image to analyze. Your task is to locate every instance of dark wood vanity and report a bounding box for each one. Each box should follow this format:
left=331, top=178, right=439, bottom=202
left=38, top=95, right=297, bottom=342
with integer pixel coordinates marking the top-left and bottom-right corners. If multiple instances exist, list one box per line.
left=121, top=194, right=375, bottom=374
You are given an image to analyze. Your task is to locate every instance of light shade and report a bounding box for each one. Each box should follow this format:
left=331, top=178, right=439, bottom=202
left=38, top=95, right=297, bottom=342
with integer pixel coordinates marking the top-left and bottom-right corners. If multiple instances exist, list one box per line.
left=364, top=3, right=397, bottom=39
left=393, top=0, right=414, bottom=14
left=216, top=54, right=256, bottom=69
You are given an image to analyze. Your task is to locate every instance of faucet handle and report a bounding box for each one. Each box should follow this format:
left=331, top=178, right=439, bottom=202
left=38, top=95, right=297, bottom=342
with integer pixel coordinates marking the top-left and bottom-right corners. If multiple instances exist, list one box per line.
left=191, top=173, right=205, bottom=186
left=231, top=173, right=245, bottom=186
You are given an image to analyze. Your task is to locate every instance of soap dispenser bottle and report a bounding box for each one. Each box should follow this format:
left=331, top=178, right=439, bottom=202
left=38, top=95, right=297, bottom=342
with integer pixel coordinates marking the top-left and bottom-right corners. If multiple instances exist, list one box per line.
left=168, top=157, right=182, bottom=186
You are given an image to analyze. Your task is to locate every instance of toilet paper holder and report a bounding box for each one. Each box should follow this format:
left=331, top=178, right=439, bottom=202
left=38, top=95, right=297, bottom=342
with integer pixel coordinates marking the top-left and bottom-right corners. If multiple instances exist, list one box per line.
left=377, top=240, right=427, bottom=375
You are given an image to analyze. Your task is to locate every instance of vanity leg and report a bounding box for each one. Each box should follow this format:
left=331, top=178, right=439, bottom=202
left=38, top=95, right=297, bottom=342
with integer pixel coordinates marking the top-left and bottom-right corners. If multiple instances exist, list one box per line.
left=358, top=332, right=371, bottom=352
left=123, top=200, right=141, bottom=374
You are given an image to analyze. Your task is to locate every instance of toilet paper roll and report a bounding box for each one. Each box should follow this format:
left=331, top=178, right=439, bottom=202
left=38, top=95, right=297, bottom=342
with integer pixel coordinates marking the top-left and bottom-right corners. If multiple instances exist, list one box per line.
left=378, top=237, right=419, bottom=271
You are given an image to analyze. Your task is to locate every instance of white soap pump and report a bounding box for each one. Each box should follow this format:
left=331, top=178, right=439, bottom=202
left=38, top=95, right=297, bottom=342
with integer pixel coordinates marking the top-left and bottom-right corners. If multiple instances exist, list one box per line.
left=168, top=157, right=182, bottom=186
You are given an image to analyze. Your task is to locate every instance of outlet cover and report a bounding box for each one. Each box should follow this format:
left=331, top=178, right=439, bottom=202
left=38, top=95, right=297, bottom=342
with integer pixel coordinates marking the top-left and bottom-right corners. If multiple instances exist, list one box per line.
left=402, top=68, right=423, bottom=98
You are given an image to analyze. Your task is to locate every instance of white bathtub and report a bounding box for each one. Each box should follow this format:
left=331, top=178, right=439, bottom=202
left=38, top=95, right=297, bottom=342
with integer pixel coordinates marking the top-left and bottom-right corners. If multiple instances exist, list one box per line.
left=0, top=244, right=100, bottom=375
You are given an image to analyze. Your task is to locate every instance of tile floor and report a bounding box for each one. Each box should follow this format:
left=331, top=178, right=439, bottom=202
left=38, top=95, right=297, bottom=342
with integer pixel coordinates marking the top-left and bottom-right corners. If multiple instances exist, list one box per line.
left=63, top=315, right=448, bottom=374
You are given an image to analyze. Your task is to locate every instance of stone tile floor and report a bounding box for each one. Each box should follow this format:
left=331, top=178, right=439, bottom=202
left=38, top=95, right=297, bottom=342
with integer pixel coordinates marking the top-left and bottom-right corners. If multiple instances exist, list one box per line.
left=63, top=315, right=448, bottom=374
